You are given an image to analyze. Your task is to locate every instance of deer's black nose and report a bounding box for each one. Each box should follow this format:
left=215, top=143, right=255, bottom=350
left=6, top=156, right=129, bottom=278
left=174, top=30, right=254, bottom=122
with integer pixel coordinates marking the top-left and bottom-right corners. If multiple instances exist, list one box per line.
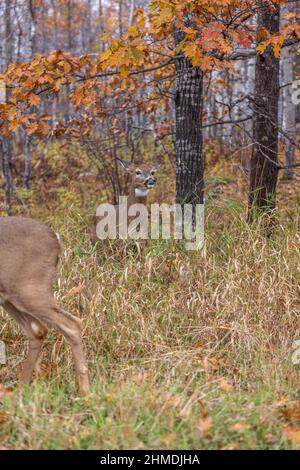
left=145, top=177, right=156, bottom=188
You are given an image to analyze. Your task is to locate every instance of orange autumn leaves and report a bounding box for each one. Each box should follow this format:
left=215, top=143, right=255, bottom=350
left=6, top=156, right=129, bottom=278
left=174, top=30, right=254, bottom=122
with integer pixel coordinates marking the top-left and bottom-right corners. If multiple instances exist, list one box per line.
left=0, top=51, right=91, bottom=137
left=0, top=0, right=299, bottom=137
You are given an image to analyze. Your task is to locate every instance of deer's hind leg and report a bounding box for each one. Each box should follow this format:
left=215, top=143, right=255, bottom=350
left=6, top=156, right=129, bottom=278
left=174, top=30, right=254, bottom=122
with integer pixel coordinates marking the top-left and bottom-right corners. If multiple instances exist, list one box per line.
left=11, top=292, right=90, bottom=396
left=7, top=284, right=90, bottom=396
left=3, top=301, right=48, bottom=385
left=46, top=305, right=90, bottom=396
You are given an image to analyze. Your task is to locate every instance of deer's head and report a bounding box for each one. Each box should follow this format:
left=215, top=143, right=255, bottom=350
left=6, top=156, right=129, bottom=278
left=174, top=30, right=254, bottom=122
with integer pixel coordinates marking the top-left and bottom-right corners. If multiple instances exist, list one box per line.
left=117, top=159, right=161, bottom=193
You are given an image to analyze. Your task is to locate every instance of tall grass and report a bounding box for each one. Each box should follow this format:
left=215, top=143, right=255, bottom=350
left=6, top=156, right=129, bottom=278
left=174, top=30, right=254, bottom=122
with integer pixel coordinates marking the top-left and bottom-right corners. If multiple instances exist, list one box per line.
left=0, top=194, right=299, bottom=449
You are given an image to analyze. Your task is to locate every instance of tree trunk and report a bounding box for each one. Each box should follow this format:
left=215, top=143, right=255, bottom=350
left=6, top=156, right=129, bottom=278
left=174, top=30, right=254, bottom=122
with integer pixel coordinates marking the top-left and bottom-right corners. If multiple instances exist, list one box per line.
left=65, top=0, right=73, bottom=122
left=174, top=28, right=204, bottom=210
left=282, top=46, right=296, bottom=180
left=23, top=0, right=38, bottom=190
left=294, top=0, right=300, bottom=129
left=118, top=0, right=123, bottom=39
left=0, top=0, right=13, bottom=213
left=294, top=50, right=300, bottom=129
left=248, top=1, right=280, bottom=218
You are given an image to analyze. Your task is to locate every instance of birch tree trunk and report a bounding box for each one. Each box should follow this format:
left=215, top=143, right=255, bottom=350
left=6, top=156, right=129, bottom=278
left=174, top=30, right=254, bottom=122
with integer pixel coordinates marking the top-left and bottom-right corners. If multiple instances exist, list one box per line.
left=23, top=0, right=37, bottom=189
left=1, top=0, right=13, bottom=213
left=282, top=46, right=296, bottom=180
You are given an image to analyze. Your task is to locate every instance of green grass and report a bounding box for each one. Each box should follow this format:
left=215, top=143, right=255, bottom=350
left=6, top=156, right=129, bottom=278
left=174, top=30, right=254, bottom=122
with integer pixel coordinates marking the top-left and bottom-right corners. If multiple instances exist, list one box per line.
left=0, top=192, right=299, bottom=449
left=1, top=373, right=298, bottom=449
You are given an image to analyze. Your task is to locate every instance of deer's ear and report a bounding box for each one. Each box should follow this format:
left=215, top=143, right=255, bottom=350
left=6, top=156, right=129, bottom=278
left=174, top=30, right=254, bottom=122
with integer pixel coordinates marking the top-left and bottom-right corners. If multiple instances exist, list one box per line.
left=152, top=161, right=161, bottom=170
left=117, top=158, right=132, bottom=172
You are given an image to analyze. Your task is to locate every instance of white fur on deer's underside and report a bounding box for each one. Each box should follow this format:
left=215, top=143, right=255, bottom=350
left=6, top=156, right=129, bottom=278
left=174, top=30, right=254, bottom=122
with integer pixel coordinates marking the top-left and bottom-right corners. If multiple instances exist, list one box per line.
left=135, top=188, right=149, bottom=198
left=55, top=232, right=61, bottom=242
left=31, top=322, right=41, bottom=335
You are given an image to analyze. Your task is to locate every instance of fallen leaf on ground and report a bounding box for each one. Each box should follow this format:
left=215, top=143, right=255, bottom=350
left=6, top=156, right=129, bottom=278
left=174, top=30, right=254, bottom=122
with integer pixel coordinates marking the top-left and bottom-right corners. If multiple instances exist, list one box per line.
left=229, top=422, right=249, bottom=432
left=282, top=425, right=300, bottom=445
left=67, top=283, right=85, bottom=296
left=221, top=442, right=239, bottom=450
left=163, top=394, right=181, bottom=408
left=196, top=416, right=212, bottom=434
left=0, top=384, right=14, bottom=400
left=198, top=399, right=209, bottom=417
left=219, top=378, right=233, bottom=392
left=278, top=401, right=300, bottom=421
left=0, top=411, right=9, bottom=424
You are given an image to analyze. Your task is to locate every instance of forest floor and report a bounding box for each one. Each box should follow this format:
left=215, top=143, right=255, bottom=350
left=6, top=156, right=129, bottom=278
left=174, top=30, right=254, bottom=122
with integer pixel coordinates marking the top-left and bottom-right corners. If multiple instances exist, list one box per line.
left=0, top=142, right=299, bottom=450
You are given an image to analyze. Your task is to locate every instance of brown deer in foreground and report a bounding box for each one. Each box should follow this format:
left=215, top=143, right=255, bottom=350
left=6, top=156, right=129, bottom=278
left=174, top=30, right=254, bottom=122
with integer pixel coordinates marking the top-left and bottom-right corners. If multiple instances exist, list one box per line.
left=0, top=217, right=90, bottom=395
left=90, top=159, right=160, bottom=241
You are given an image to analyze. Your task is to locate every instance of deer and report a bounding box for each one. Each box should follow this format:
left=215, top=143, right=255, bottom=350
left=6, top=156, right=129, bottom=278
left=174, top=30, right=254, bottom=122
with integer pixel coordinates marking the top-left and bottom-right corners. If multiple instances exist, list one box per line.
left=90, top=158, right=160, bottom=242
left=0, top=216, right=90, bottom=396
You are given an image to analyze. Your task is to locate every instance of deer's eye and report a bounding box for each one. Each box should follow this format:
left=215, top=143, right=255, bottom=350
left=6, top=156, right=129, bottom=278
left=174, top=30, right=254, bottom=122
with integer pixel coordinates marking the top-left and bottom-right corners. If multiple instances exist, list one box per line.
left=151, top=170, right=156, bottom=175
left=135, top=169, right=142, bottom=176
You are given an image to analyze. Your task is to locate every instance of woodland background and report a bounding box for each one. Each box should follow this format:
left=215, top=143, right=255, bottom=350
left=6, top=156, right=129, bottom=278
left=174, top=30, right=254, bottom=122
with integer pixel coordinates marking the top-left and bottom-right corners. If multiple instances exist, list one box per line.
left=0, top=0, right=300, bottom=450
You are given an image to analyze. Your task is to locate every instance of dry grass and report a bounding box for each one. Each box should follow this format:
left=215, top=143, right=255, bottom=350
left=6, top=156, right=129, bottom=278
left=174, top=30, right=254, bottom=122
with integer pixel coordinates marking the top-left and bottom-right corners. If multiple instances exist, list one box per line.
left=0, top=145, right=299, bottom=449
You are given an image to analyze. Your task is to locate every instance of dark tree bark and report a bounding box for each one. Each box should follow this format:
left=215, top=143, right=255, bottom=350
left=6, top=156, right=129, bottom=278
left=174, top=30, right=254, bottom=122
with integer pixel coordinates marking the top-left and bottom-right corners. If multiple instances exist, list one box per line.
left=295, top=52, right=300, bottom=128
left=248, top=1, right=280, bottom=217
left=174, top=28, right=204, bottom=210
left=294, top=1, right=300, bottom=129
left=1, top=137, right=13, bottom=214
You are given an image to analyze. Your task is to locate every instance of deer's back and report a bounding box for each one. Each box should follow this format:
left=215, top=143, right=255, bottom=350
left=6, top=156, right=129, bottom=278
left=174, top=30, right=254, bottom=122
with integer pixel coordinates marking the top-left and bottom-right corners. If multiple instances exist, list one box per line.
left=0, top=217, right=61, bottom=300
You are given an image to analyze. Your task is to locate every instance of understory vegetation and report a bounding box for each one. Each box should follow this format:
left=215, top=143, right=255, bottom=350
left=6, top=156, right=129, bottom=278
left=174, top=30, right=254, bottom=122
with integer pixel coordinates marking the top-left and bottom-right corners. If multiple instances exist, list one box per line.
left=0, top=143, right=299, bottom=450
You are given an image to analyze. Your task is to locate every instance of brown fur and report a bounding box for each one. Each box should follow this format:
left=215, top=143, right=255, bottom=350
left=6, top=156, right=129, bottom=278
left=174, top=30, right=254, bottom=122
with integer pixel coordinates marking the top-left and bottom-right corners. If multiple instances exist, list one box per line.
left=0, top=216, right=90, bottom=395
left=90, top=161, right=160, bottom=242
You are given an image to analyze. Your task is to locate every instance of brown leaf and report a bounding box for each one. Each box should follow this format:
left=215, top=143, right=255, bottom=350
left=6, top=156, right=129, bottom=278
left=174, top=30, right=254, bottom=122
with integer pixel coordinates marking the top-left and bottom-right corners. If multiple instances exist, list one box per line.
left=198, top=399, right=209, bottom=418
left=279, top=401, right=300, bottom=422
left=0, top=411, right=9, bottom=424
left=163, top=394, right=181, bottom=409
left=282, top=425, right=300, bottom=445
left=202, top=356, right=219, bottom=371
left=229, top=422, right=249, bottom=432
left=67, top=283, right=85, bottom=297
left=0, top=384, right=14, bottom=400
left=221, top=442, right=239, bottom=450
left=26, top=122, right=38, bottom=135
left=219, top=378, right=233, bottom=392
left=196, top=416, right=212, bottom=434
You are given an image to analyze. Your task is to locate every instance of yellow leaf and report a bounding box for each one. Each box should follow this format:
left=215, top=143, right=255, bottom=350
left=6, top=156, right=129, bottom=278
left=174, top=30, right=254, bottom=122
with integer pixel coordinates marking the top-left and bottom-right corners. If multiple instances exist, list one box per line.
left=184, top=43, right=202, bottom=67
left=257, top=42, right=267, bottom=55
left=120, top=66, right=129, bottom=78
left=9, top=119, right=19, bottom=132
left=120, top=79, right=127, bottom=90
left=100, top=49, right=112, bottom=61
left=127, top=26, right=138, bottom=37
left=129, top=82, right=135, bottom=92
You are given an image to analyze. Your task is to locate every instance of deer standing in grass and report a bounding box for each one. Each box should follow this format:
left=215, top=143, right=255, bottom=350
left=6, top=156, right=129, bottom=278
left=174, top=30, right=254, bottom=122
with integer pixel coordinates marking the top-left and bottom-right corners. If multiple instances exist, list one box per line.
left=91, top=159, right=160, bottom=241
left=0, top=217, right=90, bottom=395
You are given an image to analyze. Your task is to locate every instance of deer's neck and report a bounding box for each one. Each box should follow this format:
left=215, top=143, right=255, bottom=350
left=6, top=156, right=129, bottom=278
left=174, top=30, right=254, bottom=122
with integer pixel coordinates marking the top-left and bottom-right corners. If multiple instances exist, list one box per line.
left=128, top=187, right=149, bottom=206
